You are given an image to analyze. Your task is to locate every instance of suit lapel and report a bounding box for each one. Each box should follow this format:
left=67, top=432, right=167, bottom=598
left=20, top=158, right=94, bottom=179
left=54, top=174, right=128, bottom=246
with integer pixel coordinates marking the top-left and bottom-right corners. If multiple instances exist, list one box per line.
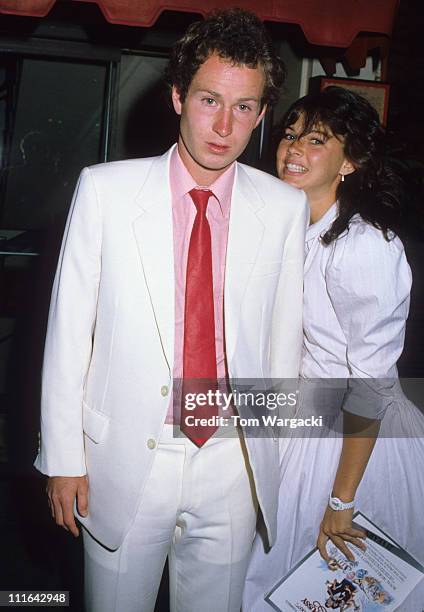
left=133, top=148, right=175, bottom=371
left=225, top=164, right=265, bottom=365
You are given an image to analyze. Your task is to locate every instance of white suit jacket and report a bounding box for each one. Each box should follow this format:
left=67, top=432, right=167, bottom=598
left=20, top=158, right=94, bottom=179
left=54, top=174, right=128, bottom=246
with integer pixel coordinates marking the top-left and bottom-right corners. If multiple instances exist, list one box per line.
left=35, top=145, right=308, bottom=550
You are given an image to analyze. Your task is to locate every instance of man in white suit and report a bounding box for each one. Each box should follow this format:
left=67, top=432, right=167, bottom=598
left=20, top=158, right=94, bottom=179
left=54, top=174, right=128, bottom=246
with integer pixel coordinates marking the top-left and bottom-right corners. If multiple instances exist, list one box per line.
left=35, top=8, right=308, bottom=612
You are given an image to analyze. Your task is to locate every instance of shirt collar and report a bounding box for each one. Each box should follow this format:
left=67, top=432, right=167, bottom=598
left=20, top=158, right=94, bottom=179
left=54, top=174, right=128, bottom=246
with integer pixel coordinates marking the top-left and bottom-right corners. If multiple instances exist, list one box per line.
left=169, top=145, right=235, bottom=218
left=306, top=202, right=338, bottom=242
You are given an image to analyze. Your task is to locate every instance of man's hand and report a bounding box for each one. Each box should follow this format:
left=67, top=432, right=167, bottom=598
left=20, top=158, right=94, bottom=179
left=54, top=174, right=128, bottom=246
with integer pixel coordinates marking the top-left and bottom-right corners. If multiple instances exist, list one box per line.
left=46, top=476, right=89, bottom=537
left=317, top=505, right=366, bottom=563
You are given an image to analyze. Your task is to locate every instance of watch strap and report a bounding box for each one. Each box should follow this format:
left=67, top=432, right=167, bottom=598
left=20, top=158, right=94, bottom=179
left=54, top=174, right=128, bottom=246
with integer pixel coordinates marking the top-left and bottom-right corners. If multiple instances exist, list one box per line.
left=328, top=494, right=355, bottom=511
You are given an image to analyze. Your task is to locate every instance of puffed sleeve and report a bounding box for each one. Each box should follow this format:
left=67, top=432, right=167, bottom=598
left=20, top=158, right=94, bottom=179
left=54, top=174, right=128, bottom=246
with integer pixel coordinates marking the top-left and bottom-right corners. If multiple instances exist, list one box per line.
left=326, top=219, right=412, bottom=418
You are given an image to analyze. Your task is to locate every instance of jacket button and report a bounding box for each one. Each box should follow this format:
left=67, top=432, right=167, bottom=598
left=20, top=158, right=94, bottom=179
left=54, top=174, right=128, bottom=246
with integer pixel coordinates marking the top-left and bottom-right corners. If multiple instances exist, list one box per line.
left=147, top=438, right=156, bottom=450
left=161, top=385, right=169, bottom=397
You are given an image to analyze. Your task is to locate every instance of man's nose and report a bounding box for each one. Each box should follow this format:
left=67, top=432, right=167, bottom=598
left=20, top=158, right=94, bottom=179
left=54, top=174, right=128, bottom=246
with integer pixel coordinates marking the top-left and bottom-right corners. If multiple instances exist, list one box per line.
left=213, top=108, right=233, bottom=138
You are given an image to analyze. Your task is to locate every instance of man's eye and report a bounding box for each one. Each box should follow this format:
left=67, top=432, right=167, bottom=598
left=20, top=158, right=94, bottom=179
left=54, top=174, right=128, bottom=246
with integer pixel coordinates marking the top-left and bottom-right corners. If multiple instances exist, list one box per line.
left=202, top=97, right=216, bottom=105
left=239, top=104, right=251, bottom=112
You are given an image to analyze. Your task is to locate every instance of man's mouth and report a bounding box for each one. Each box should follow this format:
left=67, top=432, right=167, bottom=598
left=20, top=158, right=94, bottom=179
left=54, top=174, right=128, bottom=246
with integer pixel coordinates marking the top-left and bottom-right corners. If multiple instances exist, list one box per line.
left=207, top=142, right=230, bottom=153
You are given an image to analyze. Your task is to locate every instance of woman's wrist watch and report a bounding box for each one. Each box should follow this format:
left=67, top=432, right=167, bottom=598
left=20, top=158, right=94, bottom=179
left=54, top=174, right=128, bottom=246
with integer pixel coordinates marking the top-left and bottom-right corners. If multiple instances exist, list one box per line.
left=328, top=494, right=355, bottom=511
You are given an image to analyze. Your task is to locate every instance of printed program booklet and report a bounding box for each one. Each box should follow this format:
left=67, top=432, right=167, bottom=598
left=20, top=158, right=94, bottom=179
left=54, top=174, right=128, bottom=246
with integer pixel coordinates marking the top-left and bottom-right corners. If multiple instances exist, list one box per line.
left=266, top=512, right=423, bottom=612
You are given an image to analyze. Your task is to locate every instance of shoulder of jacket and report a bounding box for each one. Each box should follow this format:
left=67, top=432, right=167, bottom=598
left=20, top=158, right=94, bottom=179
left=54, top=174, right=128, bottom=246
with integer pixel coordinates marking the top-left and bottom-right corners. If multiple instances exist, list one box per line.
left=85, top=155, right=158, bottom=178
left=79, top=156, right=164, bottom=199
left=238, top=162, right=283, bottom=189
left=237, top=163, right=307, bottom=207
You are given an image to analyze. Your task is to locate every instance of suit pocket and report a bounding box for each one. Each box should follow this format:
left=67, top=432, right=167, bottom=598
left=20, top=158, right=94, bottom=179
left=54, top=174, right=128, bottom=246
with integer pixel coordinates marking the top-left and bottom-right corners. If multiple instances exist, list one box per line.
left=83, top=402, right=109, bottom=444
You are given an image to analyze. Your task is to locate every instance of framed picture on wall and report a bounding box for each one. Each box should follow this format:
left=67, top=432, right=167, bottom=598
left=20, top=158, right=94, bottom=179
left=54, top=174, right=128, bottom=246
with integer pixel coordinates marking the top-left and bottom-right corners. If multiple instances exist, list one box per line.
left=309, top=76, right=390, bottom=126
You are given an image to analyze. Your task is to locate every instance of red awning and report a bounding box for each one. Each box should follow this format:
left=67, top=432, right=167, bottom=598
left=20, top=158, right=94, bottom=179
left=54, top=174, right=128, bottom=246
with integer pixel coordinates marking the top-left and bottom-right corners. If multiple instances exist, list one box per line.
left=0, top=0, right=399, bottom=48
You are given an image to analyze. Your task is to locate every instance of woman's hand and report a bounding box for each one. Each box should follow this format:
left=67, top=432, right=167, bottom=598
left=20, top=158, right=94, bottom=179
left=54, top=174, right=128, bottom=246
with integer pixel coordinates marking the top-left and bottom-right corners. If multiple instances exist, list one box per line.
left=317, top=505, right=367, bottom=563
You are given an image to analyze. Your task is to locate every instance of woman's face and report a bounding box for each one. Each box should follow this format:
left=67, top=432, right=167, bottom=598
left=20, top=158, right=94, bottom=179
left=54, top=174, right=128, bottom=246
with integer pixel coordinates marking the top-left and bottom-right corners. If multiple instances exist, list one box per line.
left=276, top=115, right=353, bottom=204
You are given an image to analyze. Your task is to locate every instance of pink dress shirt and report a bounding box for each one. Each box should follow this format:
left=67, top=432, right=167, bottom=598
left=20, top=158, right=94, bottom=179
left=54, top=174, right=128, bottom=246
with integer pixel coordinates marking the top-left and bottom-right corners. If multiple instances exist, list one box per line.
left=166, top=146, right=235, bottom=424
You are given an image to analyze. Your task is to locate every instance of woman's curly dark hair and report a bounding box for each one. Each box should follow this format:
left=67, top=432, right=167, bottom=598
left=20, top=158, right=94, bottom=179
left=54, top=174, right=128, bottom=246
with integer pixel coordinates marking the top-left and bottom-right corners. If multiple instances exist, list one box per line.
left=281, top=86, right=406, bottom=244
left=166, top=8, right=285, bottom=109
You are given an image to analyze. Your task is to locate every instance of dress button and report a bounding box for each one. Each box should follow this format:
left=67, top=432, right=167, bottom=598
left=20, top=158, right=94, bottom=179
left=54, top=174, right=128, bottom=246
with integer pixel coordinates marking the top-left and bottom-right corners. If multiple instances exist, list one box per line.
left=147, top=438, right=156, bottom=450
left=161, top=385, right=169, bottom=397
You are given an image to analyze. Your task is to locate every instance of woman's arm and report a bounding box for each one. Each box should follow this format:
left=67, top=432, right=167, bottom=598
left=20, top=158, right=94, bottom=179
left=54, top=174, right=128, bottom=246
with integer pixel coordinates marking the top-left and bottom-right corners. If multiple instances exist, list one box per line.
left=317, top=222, right=411, bottom=561
left=317, top=414, right=379, bottom=562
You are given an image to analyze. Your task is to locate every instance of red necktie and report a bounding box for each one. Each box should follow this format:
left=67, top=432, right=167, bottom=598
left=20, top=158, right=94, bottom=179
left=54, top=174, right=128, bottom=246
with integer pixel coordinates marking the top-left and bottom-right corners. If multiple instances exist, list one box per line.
left=180, top=188, right=218, bottom=446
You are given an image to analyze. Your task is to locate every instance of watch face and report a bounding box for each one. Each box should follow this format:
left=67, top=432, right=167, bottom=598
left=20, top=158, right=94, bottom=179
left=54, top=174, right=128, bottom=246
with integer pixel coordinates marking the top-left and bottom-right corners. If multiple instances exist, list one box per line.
left=330, top=497, right=354, bottom=511
left=330, top=497, right=342, bottom=510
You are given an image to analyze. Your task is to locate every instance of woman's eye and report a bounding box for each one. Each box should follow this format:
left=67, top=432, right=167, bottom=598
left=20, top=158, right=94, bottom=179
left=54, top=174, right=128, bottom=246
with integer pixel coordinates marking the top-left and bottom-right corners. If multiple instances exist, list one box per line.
left=283, top=132, right=296, bottom=141
left=310, top=136, right=326, bottom=145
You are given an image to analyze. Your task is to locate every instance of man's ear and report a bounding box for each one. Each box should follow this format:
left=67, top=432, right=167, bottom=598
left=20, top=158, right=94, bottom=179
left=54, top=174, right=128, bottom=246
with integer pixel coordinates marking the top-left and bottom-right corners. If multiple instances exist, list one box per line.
left=172, top=86, right=183, bottom=115
left=341, top=159, right=356, bottom=176
left=254, top=104, right=267, bottom=129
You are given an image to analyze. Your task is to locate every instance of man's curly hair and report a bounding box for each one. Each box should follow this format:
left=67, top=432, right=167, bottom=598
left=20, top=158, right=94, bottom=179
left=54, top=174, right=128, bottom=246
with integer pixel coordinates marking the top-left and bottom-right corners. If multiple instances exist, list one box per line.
left=166, top=8, right=285, bottom=108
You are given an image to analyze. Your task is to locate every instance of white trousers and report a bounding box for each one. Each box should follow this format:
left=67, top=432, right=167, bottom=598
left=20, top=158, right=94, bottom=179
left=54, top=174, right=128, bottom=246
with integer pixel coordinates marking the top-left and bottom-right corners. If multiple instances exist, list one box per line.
left=83, top=426, right=258, bottom=612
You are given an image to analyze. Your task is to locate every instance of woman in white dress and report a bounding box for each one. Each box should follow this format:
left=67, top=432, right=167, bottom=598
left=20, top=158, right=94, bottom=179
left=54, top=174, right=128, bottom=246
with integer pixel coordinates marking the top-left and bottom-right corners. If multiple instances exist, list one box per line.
left=243, top=86, right=424, bottom=611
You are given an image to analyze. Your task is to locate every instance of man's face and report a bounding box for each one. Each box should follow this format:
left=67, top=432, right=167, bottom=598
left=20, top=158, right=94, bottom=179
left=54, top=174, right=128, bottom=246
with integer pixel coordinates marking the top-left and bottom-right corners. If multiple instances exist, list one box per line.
left=172, top=53, right=267, bottom=185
